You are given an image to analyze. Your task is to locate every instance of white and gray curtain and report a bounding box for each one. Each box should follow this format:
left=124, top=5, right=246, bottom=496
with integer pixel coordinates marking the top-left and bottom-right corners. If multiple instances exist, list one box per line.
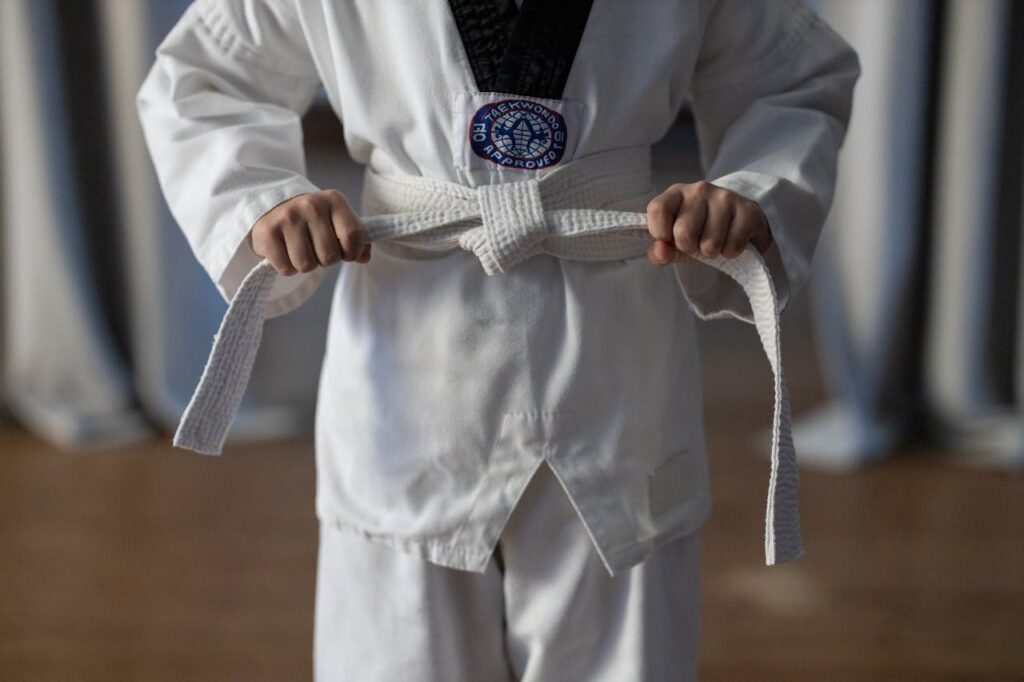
left=799, top=0, right=1023, bottom=469
left=2, top=0, right=1021, bottom=470
left=0, top=0, right=343, bottom=451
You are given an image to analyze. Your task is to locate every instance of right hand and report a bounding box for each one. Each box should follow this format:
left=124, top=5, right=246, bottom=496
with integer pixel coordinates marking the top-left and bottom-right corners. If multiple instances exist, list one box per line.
left=249, top=189, right=371, bottom=275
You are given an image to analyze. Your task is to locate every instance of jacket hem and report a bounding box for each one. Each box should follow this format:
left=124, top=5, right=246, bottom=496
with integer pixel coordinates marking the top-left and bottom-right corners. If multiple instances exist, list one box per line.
left=314, top=478, right=712, bottom=578
left=601, top=492, right=712, bottom=576
left=315, top=510, right=496, bottom=574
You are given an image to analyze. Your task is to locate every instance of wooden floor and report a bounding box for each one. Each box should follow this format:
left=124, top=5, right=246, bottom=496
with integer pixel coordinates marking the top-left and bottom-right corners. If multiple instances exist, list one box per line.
left=2, top=313, right=1023, bottom=681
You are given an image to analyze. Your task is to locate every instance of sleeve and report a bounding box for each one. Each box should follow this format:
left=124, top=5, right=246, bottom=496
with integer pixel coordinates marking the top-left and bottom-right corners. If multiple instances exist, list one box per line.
left=136, top=0, right=326, bottom=318
left=677, top=0, right=861, bottom=321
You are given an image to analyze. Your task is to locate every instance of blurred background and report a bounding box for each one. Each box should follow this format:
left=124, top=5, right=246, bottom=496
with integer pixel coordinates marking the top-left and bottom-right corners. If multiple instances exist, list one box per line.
left=1, top=0, right=1022, bottom=680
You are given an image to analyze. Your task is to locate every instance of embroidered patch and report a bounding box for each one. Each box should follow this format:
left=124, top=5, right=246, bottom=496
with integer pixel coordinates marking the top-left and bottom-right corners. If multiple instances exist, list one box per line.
left=468, top=98, right=567, bottom=170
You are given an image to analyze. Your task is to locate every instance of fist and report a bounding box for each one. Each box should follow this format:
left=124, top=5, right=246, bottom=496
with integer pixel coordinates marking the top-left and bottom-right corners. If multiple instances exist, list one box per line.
left=249, top=189, right=371, bottom=276
left=645, top=181, right=772, bottom=266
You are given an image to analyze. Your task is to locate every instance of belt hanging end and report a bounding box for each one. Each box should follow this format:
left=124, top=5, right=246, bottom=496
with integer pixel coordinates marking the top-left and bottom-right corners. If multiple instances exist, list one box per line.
left=172, top=260, right=278, bottom=456
left=764, top=429, right=804, bottom=566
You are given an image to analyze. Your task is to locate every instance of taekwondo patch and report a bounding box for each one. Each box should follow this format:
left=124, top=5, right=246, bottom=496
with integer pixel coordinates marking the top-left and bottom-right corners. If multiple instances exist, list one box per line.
left=452, top=91, right=584, bottom=181
left=469, top=99, right=567, bottom=170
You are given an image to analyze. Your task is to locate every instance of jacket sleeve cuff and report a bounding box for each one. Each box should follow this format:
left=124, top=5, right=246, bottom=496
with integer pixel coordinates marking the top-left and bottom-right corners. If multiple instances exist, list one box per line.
left=204, top=177, right=328, bottom=319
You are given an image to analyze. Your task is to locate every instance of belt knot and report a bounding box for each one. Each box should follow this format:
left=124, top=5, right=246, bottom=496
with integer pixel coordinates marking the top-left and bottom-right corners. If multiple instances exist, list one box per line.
left=475, top=179, right=547, bottom=274
left=174, top=144, right=804, bottom=568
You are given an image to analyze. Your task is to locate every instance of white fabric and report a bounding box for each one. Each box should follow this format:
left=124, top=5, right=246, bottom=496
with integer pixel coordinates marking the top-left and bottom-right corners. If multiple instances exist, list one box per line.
left=174, top=144, right=802, bottom=566
left=136, top=0, right=859, bottom=575
left=924, top=0, right=1024, bottom=461
left=0, top=0, right=330, bottom=450
left=794, top=0, right=933, bottom=468
left=313, top=462, right=701, bottom=682
left=0, top=0, right=149, bottom=446
left=800, top=0, right=1024, bottom=467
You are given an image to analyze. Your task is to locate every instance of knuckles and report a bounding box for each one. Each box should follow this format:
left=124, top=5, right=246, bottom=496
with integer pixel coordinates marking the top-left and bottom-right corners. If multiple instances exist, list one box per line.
left=706, top=187, right=732, bottom=209
left=294, top=257, right=318, bottom=273
left=672, top=221, right=701, bottom=251
left=249, top=230, right=272, bottom=253
left=250, top=189, right=368, bottom=275
left=336, top=220, right=363, bottom=238
left=323, top=188, right=346, bottom=204
left=646, top=197, right=670, bottom=219
left=689, top=180, right=713, bottom=197
left=700, top=239, right=722, bottom=258
left=646, top=181, right=768, bottom=262
left=282, top=205, right=304, bottom=223
left=277, top=190, right=352, bottom=225
left=320, top=250, right=343, bottom=266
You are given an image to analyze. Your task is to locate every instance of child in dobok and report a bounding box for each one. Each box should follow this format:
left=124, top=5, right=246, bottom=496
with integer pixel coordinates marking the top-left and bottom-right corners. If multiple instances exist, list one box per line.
left=138, top=1, right=859, bottom=679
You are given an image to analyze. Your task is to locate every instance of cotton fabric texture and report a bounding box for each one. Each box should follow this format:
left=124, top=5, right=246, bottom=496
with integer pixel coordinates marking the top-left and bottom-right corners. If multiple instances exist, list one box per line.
left=136, top=0, right=859, bottom=575
left=314, top=462, right=702, bottom=682
left=170, top=143, right=803, bottom=566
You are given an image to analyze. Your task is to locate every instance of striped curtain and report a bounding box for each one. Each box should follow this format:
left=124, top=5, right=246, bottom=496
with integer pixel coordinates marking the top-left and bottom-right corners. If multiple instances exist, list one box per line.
left=798, top=0, right=1023, bottom=469
left=3, top=0, right=1020, bottom=469
left=0, top=0, right=342, bottom=451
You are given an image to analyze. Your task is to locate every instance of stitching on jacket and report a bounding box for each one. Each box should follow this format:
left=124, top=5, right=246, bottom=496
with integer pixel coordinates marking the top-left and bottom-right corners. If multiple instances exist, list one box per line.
left=690, top=0, right=822, bottom=93
left=192, top=0, right=319, bottom=82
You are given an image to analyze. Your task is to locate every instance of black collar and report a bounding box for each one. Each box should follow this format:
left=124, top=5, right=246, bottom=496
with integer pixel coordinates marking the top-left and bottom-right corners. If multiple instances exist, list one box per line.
left=447, top=0, right=595, bottom=99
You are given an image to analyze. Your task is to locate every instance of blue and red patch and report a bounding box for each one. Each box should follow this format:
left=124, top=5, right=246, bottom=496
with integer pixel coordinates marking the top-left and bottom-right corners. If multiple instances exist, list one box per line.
left=468, top=98, right=567, bottom=170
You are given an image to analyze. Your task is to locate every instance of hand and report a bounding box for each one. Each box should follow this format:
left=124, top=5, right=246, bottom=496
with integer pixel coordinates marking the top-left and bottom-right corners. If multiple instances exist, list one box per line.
left=645, top=181, right=773, bottom=266
left=249, top=189, right=371, bottom=275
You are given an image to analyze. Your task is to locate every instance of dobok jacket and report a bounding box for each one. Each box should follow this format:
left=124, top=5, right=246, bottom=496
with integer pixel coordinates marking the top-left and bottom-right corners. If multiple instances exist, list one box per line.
left=137, top=0, right=859, bottom=575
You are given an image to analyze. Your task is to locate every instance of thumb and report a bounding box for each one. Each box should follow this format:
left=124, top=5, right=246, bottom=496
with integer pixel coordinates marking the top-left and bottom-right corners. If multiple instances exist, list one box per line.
left=647, top=239, right=691, bottom=265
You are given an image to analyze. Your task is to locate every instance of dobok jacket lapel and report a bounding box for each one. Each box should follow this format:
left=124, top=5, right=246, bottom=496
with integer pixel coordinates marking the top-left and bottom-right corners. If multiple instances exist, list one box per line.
left=447, top=0, right=595, bottom=98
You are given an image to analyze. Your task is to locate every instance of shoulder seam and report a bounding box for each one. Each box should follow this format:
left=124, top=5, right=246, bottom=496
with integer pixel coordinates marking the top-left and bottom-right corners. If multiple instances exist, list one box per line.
left=691, top=0, right=821, bottom=93
left=192, top=0, right=319, bottom=82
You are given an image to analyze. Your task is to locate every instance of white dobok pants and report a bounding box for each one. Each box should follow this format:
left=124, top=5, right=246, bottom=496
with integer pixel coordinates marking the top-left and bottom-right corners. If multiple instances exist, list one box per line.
left=313, top=462, right=703, bottom=681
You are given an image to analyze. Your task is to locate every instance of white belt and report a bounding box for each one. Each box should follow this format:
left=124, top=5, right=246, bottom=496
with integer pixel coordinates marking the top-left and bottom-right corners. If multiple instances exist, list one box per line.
left=172, top=145, right=803, bottom=566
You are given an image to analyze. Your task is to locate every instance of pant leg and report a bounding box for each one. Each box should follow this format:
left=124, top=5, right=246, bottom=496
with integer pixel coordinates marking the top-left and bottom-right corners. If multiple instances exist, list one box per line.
left=312, top=522, right=514, bottom=682
left=499, top=463, right=703, bottom=682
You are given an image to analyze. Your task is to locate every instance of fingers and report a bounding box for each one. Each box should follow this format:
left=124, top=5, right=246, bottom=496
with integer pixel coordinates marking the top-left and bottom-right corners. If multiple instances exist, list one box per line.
left=328, top=190, right=367, bottom=263
left=646, top=186, right=683, bottom=242
left=253, top=229, right=296, bottom=275
left=252, top=183, right=771, bottom=278
left=749, top=208, right=774, bottom=254
left=646, top=185, right=684, bottom=266
left=282, top=215, right=318, bottom=274
left=673, top=182, right=709, bottom=256
left=646, top=181, right=772, bottom=265
left=724, top=198, right=773, bottom=258
left=722, top=201, right=754, bottom=259
left=646, top=239, right=691, bottom=265
left=249, top=189, right=371, bottom=276
left=307, top=200, right=344, bottom=267
left=698, top=187, right=732, bottom=258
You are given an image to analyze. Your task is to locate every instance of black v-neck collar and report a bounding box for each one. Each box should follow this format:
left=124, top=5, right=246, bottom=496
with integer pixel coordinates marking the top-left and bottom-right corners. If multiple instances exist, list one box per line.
left=448, top=0, right=595, bottom=100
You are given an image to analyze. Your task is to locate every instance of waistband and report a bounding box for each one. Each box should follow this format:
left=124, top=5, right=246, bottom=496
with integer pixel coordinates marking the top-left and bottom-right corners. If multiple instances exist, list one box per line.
left=171, top=144, right=804, bottom=567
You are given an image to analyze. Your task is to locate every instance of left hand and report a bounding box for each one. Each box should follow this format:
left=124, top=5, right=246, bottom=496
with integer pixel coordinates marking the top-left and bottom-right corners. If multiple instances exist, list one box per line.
left=645, top=181, right=773, bottom=265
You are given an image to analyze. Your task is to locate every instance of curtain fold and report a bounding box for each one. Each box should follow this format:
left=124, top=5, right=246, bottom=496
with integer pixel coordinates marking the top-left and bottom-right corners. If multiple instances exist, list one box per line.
left=0, top=0, right=343, bottom=451
left=101, top=0, right=336, bottom=442
left=799, top=0, right=1023, bottom=469
left=0, top=0, right=148, bottom=448
left=794, top=0, right=936, bottom=469
left=3, top=0, right=1021, bottom=470
left=923, top=0, right=1023, bottom=462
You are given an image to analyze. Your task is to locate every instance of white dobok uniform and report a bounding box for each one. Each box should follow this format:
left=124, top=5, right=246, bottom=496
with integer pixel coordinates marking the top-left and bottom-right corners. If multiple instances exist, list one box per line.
left=137, top=0, right=858, bottom=678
